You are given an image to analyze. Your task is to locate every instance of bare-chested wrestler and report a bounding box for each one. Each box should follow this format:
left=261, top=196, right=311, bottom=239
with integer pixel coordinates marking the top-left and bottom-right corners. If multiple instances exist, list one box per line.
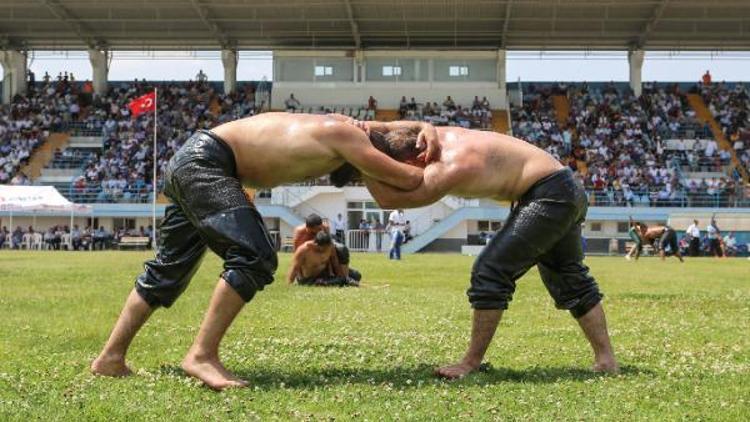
left=292, top=214, right=361, bottom=286
left=356, top=124, right=619, bottom=379
left=288, top=231, right=360, bottom=286
left=625, top=217, right=645, bottom=261
left=641, top=224, right=684, bottom=262
left=90, top=113, right=439, bottom=390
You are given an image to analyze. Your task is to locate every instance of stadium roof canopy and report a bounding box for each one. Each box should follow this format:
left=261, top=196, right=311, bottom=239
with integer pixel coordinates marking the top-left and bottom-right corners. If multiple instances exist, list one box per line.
left=1, top=0, right=749, bottom=51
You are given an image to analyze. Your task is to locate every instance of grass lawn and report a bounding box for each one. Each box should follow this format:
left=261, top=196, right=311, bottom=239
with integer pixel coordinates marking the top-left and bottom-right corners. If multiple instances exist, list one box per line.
left=0, top=251, right=748, bottom=420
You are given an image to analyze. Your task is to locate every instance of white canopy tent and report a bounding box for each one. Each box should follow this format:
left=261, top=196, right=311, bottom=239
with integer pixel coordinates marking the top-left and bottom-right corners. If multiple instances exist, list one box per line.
left=0, top=185, right=92, bottom=230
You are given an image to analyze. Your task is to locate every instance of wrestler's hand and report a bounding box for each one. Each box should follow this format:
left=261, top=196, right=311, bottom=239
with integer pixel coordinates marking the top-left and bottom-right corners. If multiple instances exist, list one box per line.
left=348, top=118, right=370, bottom=135
left=417, top=123, right=440, bottom=163
left=329, top=113, right=369, bottom=134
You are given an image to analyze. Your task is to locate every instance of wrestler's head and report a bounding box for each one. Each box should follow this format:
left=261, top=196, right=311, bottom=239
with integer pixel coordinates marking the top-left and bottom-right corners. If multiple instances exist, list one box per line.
left=328, top=128, right=424, bottom=187
left=305, top=214, right=325, bottom=234
left=313, top=231, right=332, bottom=250
left=369, top=128, right=424, bottom=167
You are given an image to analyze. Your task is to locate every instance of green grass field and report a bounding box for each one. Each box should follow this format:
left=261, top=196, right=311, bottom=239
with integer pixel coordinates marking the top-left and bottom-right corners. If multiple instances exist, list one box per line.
left=0, top=252, right=748, bottom=420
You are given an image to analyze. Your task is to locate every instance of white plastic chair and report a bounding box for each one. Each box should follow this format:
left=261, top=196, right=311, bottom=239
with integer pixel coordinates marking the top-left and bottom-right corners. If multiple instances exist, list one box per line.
left=32, top=233, right=44, bottom=250
left=61, top=233, right=72, bottom=250
left=22, top=233, right=32, bottom=250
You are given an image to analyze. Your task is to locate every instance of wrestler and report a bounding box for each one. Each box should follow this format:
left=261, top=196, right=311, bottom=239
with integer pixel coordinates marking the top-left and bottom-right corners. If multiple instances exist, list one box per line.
left=359, top=125, right=618, bottom=379
left=288, top=231, right=361, bottom=287
left=91, top=113, right=439, bottom=390
left=625, top=217, right=645, bottom=261
left=642, top=224, right=684, bottom=262
left=292, top=213, right=361, bottom=285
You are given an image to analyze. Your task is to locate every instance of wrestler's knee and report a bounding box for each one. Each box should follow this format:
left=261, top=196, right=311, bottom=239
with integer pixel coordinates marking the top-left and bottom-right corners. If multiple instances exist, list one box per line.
left=569, top=289, right=603, bottom=319
left=222, top=246, right=278, bottom=302
left=134, top=272, right=186, bottom=309
left=133, top=250, right=206, bottom=309
left=541, top=266, right=603, bottom=318
left=467, top=257, right=515, bottom=310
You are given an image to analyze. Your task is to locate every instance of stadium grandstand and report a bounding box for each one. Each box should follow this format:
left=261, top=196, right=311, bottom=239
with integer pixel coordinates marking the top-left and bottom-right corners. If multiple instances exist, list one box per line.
left=1, top=0, right=749, bottom=256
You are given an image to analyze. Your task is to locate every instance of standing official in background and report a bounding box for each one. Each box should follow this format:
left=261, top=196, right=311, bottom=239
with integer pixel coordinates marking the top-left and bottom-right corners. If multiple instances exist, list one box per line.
left=387, top=209, right=405, bottom=260
left=707, top=216, right=723, bottom=257
left=333, top=213, right=346, bottom=243
left=686, top=219, right=701, bottom=256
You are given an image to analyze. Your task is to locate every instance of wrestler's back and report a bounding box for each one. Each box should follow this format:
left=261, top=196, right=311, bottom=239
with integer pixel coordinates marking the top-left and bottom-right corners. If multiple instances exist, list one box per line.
left=437, top=128, right=563, bottom=201
left=211, top=113, right=347, bottom=187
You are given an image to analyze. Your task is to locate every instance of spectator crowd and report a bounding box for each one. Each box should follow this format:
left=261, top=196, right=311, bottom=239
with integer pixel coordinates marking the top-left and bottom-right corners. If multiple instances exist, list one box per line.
left=398, top=95, right=493, bottom=129
left=698, top=80, right=750, bottom=176
left=511, top=82, right=744, bottom=207
left=0, top=72, right=746, bottom=208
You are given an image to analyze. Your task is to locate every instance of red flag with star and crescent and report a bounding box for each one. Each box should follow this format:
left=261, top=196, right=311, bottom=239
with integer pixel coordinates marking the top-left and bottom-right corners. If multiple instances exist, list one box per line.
left=128, top=92, right=156, bottom=118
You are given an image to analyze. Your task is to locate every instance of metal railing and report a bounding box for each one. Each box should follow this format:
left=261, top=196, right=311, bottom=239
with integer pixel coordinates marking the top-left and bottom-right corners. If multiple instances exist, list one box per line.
left=61, top=121, right=105, bottom=137
left=585, top=189, right=748, bottom=208
left=288, top=106, right=367, bottom=118
left=345, top=229, right=387, bottom=252
left=63, top=188, right=154, bottom=204
left=49, top=156, right=92, bottom=169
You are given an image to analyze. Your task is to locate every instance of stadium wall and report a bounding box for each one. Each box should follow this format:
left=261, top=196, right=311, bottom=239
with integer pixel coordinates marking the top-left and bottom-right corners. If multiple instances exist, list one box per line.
left=272, top=50, right=507, bottom=109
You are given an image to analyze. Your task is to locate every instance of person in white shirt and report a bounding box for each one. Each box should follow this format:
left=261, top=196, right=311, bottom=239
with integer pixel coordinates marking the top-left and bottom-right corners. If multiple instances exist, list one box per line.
left=333, top=213, right=346, bottom=243
left=387, top=209, right=405, bottom=260
left=284, top=94, right=301, bottom=112
left=388, top=209, right=405, bottom=227
left=685, top=219, right=701, bottom=256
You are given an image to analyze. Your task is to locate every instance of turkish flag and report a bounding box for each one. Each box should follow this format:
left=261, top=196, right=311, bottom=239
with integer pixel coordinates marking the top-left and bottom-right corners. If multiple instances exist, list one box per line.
left=128, top=92, right=156, bottom=118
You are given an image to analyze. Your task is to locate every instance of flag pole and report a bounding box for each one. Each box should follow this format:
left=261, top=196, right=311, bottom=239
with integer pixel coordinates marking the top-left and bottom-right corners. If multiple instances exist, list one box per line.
left=152, top=87, right=158, bottom=252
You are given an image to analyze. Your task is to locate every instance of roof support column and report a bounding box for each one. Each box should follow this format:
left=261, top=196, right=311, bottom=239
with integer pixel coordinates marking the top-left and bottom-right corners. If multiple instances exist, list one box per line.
left=0, top=49, right=27, bottom=104
left=497, top=49, right=507, bottom=108
left=628, top=49, right=645, bottom=97
left=88, top=48, right=109, bottom=96
left=221, top=48, right=237, bottom=94
left=354, top=49, right=364, bottom=84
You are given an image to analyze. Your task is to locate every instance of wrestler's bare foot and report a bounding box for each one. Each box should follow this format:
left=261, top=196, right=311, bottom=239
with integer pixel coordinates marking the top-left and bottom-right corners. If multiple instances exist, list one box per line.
left=91, top=354, right=132, bottom=377
left=181, top=352, right=249, bottom=391
left=435, top=360, right=481, bottom=380
left=592, top=358, right=620, bottom=374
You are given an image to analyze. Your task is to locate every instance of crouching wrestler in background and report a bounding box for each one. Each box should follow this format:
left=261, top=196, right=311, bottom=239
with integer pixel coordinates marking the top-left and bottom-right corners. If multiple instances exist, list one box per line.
left=288, top=230, right=362, bottom=286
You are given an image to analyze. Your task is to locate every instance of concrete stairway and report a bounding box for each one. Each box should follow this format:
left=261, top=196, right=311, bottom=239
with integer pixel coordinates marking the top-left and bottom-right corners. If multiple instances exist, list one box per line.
left=401, top=206, right=510, bottom=254
left=491, top=110, right=510, bottom=134
left=374, top=109, right=399, bottom=121
left=686, top=93, right=749, bottom=183
left=209, top=97, right=222, bottom=115
left=552, top=95, right=571, bottom=128
left=20, top=133, right=70, bottom=180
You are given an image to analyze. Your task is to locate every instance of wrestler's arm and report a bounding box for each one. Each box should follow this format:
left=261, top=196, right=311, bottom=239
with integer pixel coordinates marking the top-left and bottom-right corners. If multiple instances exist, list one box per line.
left=292, top=226, right=306, bottom=251
left=328, top=123, right=424, bottom=191
left=287, top=243, right=309, bottom=283
left=364, top=162, right=457, bottom=208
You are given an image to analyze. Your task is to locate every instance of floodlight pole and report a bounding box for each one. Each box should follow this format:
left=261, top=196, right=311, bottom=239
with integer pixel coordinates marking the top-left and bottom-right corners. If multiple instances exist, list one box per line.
left=152, top=87, right=158, bottom=252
